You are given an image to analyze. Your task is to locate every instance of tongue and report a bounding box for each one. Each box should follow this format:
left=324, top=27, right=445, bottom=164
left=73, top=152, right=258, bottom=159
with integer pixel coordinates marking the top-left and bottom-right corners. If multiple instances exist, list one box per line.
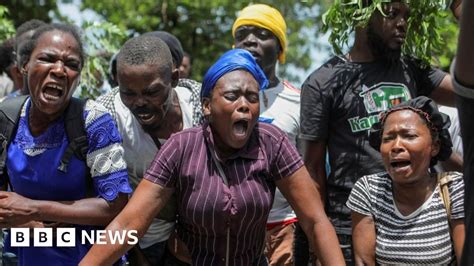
left=233, top=121, right=247, bottom=135
left=44, top=87, right=61, bottom=98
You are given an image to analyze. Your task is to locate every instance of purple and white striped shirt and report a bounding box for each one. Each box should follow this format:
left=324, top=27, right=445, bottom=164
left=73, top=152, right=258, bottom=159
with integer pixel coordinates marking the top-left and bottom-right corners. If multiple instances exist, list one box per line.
left=144, top=122, right=303, bottom=266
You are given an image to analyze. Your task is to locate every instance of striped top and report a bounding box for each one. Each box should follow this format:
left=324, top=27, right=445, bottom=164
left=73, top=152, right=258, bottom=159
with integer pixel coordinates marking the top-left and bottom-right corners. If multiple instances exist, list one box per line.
left=347, top=172, right=464, bottom=265
left=144, top=122, right=303, bottom=266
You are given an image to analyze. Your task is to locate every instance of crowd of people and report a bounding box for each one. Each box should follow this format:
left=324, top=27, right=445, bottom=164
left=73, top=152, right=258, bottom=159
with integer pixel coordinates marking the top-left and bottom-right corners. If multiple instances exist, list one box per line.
left=0, top=0, right=472, bottom=265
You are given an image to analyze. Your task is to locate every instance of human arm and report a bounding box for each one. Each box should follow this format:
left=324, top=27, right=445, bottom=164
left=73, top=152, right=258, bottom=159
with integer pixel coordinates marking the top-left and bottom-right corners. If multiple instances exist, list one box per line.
left=451, top=219, right=465, bottom=265
left=346, top=175, right=377, bottom=265
left=450, top=0, right=463, bottom=20
left=0, top=191, right=128, bottom=227
left=301, top=140, right=327, bottom=205
left=430, top=75, right=456, bottom=107
left=421, top=0, right=462, bottom=107
left=80, top=128, right=181, bottom=265
left=80, top=180, right=173, bottom=265
left=0, top=100, right=132, bottom=227
left=352, top=212, right=376, bottom=266
left=276, top=166, right=344, bottom=265
left=440, top=151, right=463, bottom=172
left=299, top=69, right=331, bottom=206
left=455, top=0, right=474, bottom=86
left=448, top=172, right=466, bottom=264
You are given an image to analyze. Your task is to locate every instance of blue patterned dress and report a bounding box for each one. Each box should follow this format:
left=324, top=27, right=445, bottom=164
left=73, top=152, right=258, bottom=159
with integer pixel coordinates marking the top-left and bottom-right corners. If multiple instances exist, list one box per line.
left=3, top=98, right=132, bottom=266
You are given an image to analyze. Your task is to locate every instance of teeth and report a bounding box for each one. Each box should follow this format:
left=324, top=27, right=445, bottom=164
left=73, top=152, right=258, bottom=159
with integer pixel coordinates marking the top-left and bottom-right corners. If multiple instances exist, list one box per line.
left=137, top=113, right=154, bottom=122
left=43, top=84, right=64, bottom=99
left=45, top=84, right=63, bottom=92
left=49, top=84, right=62, bottom=90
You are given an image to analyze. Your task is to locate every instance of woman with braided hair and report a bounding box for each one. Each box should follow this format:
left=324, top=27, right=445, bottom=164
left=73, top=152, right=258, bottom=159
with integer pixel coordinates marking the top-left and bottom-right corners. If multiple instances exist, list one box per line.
left=347, top=96, right=465, bottom=265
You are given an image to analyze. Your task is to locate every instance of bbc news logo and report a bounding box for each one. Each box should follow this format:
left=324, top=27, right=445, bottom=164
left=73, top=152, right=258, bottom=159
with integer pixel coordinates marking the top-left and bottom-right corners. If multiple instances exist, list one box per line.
left=10, top=228, right=138, bottom=247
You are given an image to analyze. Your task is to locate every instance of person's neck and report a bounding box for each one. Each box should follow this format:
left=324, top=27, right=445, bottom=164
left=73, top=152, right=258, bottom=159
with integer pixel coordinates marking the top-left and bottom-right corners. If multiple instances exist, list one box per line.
left=265, top=68, right=280, bottom=89
left=347, top=28, right=376, bottom=63
left=392, top=173, right=437, bottom=216
left=146, top=90, right=183, bottom=141
left=29, top=104, right=62, bottom=137
left=213, top=138, right=238, bottom=163
left=208, top=123, right=240, bottom=162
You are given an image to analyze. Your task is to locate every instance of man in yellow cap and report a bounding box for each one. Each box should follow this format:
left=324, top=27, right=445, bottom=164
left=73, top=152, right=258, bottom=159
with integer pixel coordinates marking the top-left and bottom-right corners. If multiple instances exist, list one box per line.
left=232, top=4, right=301, bottom=266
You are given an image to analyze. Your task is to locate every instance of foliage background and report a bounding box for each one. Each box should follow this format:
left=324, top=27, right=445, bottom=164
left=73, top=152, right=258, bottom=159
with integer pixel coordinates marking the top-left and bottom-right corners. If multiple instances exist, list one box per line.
left=0, top=6, right=15, bottom=41
left=0, top=0, right=460, bottom=97
left=80, top=0, right=335, bottom=83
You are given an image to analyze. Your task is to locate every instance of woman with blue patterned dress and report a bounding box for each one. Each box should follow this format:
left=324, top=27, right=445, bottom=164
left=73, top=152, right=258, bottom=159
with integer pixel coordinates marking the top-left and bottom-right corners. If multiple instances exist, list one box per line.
left=0, top=23, right=131, bottom=265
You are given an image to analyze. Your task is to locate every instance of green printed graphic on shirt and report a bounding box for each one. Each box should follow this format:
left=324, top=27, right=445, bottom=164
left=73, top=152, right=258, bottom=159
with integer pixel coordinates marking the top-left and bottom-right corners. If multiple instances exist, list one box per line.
left=348, top=83, right=411, bottom=133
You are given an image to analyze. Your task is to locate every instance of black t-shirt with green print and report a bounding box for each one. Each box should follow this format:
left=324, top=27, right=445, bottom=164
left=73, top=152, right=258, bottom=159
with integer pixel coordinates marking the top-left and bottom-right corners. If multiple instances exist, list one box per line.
left=300, top=55, right=446, bottom=235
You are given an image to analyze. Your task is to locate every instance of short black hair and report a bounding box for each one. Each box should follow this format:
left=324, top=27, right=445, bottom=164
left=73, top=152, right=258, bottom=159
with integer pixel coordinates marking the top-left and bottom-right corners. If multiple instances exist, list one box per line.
left=18, top=23, right=85, bottom=69
left=116, top=35, right=173, bottom=72
left=142, top=31, right=183, bottom=67
left=15, top=19, right=46, bottom=52
left=0, top=38, right=15, bottom=75
left=16, top=19, right=46, bottom=38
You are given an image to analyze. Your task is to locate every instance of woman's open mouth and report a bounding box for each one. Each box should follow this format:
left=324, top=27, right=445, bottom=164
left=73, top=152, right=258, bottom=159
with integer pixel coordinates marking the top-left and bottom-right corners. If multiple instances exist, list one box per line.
left=232, top=119, right=249, bottom=138
left=42, top=84, right=64, bottom=101
left=390, top=160, right=411, bottom=170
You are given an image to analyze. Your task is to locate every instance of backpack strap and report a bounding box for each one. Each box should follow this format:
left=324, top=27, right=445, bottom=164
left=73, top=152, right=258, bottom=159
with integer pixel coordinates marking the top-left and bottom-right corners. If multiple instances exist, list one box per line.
left=0, top=95, right=29, bottom=190
left=438, top=172, right=455, bottom=222
left=0, top=97, right=93, bottom=196
left=58, top=97, right=89, bottom=173
left=59, top=98, right=95, bottom=197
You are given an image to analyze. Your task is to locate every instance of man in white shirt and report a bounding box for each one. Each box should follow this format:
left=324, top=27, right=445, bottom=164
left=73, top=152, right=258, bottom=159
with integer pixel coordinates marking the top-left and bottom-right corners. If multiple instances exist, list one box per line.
left=97, top=34, right=201, bottom=265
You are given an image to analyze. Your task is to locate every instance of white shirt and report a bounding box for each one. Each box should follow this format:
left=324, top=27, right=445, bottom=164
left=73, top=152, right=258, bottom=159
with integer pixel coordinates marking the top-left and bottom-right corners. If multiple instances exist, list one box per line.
left=435, top=106, right=463, bottom=172
left=260, top=81, right=301, bottom=224
left=439, top=106, right=463, bottom=156
left=114, top=86, right=193, bottom=248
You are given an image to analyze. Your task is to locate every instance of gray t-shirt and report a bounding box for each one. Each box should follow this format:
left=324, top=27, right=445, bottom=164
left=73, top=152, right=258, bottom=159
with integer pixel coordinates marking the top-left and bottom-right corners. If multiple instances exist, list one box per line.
left=300, top=55, right=446, bottom=234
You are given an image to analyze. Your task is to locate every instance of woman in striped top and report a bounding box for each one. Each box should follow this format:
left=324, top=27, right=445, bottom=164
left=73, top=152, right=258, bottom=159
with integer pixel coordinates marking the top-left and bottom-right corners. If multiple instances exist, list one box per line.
left=347, top=96, right=465, bottom=265
left=81, top=49, right=345, bottom=266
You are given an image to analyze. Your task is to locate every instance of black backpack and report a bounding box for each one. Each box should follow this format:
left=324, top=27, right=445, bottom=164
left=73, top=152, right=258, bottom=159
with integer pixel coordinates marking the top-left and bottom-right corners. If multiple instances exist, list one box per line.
left=0, top=95, right=90, bottom=191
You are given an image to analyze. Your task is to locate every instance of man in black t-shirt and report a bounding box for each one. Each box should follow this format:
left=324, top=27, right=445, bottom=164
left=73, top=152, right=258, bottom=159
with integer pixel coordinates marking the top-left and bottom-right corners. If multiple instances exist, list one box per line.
left=298, top=1, right=456, bottom=265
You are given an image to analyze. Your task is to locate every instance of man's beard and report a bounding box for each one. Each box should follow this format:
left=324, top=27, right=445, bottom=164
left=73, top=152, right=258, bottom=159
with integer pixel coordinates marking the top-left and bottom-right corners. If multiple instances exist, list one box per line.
left=367, top=24, right=402, bottom=63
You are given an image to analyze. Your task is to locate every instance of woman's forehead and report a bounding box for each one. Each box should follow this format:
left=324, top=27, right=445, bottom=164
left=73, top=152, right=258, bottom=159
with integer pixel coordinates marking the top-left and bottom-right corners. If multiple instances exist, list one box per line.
left=384, top=109, right=427, bottom=128
left=214, top=70, right=258, bottom=90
